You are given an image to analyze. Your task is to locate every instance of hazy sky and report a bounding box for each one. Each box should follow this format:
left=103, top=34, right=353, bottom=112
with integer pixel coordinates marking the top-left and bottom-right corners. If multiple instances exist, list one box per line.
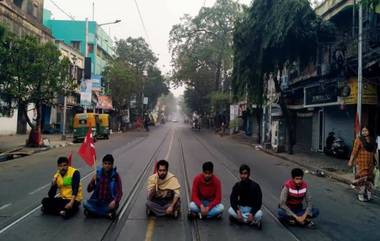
left=44, top=0, right=252, bottom=96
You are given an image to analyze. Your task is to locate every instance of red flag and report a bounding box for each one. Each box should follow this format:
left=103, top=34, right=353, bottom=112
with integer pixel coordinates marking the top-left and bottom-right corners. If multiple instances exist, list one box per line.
left=67, top=152, right=73, bottom=166
left=78, top=129, right=96, bottom=167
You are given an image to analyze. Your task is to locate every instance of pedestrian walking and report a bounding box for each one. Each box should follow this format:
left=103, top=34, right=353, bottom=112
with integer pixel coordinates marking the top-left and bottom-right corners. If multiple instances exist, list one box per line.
left=348, top=126, right=378, bottom=201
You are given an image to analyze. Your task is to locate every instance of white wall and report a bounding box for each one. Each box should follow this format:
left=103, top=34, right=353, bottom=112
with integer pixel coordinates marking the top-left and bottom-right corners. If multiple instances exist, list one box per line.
left=0, top=111, right=18, bottom=135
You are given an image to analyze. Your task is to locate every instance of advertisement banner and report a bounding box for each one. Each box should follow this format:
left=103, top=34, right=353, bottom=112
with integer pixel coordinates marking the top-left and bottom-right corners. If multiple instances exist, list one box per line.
left=91, top=75, right=102, bottom=91
left=80, top=79, right=92, bottom=106
left=343, top=78, right=377, bottom=105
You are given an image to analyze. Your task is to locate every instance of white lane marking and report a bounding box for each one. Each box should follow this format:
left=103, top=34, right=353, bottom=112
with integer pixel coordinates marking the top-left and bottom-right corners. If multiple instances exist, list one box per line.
left=165, top=130, right=175, bottom=160
left=0, top=203, right=11, bottom=211
left=0, top=170, right=94, bottom=235
left=28, top=184, right=51, bottom=195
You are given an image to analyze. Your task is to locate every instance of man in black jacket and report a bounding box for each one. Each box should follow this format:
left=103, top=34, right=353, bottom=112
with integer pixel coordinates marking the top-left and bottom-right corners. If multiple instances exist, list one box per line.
left=228, top=164, right=263, bottom=229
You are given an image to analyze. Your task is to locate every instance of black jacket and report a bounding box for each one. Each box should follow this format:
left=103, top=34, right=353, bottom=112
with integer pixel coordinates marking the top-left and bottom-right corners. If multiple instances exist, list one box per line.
left=230, top=179, right=262, bottom=215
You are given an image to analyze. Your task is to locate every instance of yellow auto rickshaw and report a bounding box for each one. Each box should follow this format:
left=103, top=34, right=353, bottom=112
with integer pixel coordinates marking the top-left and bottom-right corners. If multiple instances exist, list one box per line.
left=73, top=113, right=99, bottom=143
left=97, top=114, right=110, bottom=139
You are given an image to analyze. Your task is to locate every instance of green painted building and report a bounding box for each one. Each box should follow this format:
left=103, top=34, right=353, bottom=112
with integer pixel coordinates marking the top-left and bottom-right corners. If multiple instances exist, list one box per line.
left=43, top=9, right=114, bottom=81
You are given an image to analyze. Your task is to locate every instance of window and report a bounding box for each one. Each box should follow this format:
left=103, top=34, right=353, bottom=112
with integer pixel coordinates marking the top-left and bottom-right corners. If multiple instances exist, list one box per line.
left=13, top=0, right=23, bottom=8
left=71, top=41, right=81, bottom=50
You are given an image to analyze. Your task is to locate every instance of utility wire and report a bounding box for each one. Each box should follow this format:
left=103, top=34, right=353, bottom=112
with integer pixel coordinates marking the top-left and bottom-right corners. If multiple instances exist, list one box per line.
left=133, top=0, right=152, bottom=48
left=49, top=0, right=75, bottom=20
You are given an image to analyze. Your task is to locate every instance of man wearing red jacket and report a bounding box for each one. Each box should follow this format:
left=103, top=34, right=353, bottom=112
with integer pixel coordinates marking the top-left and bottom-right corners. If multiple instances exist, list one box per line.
left=188, top=161, right=224, bottom=219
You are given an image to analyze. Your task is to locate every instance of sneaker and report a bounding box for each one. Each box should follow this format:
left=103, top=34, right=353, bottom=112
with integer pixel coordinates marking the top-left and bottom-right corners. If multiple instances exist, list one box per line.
left=366, top=192, right=372, bottom=201
left=215, top=213, right=223, bottom=220
left=146, top=207, right=152, bottom=216
left=306, top=221, right=316, bottom=229
left=358, top=194, right=368, bottom=202
left=59, top=210, right=67, bottom=218
left=256, top=220, right=263, bottom=230
left=288, top=219, right=296, bottom=225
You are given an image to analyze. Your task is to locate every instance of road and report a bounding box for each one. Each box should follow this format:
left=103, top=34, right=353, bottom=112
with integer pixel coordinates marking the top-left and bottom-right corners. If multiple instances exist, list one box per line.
left=0, top=123, right=379, bottom=241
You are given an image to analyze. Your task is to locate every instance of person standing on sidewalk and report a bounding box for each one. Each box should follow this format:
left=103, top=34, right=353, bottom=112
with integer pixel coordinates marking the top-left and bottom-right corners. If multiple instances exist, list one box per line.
left=277, top=168, right=319, bottom=228
left=41, top=157, right=83, bottom=218
left=228, top=164, right=263, bottom=229
left=188, top=161, right=224, bottom=219
left=348, top=126, right=378, bottom=202
left=83, top=154, right=123, bottom=219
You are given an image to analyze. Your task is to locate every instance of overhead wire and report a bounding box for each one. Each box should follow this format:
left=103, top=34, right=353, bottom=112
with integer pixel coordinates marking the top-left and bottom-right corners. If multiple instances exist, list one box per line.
left=48, top=0, right=75, bottom=20
left=132, top=0, right=152, bottom=48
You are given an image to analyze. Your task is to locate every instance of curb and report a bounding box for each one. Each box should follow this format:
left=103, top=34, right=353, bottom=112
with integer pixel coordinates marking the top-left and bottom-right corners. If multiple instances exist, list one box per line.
left=258, top=146, right=352, bottom=185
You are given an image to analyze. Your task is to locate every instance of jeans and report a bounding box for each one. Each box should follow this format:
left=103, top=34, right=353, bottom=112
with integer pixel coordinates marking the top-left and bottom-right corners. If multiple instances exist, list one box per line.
left=228, top=206, right=263, bottom=223
left=277, top=207, right=319, bottom=221
left=189, top=201, right=224, bottom=218
left=83, top=199, right=115, bottom=216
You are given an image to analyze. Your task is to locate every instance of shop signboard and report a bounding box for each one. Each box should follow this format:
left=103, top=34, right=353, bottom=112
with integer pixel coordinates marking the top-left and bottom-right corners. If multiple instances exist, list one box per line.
left=342, top=78, right=377, bottom=105
left=304, top=83, right=338, bottom=107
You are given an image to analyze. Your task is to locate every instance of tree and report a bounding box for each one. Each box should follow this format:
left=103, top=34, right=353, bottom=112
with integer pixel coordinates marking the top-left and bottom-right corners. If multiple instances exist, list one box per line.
left=144, top=66, right=169, bottom=110
left=114, top=37, right=161, bottom=117
left=169, top=0, right=243, bottom=114
left=233, top=0, right=335, bottom=152
left=0, top=35, right=74, bottom=146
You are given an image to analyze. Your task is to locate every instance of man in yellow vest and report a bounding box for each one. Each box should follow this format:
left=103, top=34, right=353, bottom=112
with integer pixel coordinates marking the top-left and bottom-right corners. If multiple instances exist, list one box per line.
left=41, top=157, right=83, bottom=218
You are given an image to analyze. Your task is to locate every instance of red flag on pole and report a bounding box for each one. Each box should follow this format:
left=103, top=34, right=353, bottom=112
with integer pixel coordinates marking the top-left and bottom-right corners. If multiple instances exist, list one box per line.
left=78, top=129, right=96, bottom=167
left=67, top=152, right=73, bottom=166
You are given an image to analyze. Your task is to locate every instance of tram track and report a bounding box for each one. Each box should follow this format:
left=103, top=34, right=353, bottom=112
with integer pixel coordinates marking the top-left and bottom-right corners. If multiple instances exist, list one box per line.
left=189, top=131, right=303, bottom=241
left=101, top=128, right=172, bottom=241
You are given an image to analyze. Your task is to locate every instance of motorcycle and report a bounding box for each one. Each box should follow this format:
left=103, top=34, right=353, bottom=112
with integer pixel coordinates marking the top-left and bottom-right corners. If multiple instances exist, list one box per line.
left=192, top=118, right=201, bottom=131
left=324, top=132, right=349, bottom=159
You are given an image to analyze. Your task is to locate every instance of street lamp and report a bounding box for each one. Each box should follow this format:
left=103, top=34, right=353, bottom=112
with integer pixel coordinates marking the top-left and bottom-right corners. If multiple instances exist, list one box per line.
left=98, top=20, right=122, bottom=27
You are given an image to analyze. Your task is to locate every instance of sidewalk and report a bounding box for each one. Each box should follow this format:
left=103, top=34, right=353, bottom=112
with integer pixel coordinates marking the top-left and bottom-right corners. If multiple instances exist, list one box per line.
left=227, top=132, right=354, bottom=185
left=0, top=133, right=74, bottom=162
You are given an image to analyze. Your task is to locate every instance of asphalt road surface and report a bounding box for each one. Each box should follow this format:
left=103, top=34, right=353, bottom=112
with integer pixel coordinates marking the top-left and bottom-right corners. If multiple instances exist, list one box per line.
left=0, top=123, right=379, bottom=241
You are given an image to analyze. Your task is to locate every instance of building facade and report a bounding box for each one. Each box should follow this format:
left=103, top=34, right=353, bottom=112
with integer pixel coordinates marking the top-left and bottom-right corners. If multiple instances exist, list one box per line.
left=0, top=0, right=53, bottom=134
left=263, top=0, right=380, bottom=154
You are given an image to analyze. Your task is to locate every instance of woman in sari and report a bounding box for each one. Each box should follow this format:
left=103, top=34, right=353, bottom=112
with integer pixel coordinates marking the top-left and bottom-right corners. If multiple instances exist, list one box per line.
left=348, top=126, right=378, bottom=202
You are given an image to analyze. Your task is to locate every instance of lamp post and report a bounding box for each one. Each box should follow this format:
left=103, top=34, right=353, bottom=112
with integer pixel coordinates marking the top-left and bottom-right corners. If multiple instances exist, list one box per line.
left=84, top=19, right=121, bottom=113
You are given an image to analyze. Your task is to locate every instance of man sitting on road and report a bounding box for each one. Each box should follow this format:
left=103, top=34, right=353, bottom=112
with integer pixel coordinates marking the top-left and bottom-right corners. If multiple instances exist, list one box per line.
left=83, top=154, right=123, bottom=219
left=41, top=157, right=83, bottom=218
left=146, top=160, right=181, bottom=218
left=277, top=168, right=319, bottom=228
left=188, top=161, right=224, bottom=219
left=228, top=164, right=263, bottom=229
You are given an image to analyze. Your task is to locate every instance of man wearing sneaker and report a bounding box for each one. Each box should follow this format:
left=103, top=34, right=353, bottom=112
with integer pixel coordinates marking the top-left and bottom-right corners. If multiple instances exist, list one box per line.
left=41, top=157, right=83, bottom=218
left=83, top=154, right=123, bottom=219
left=189, top=161, right=224, bottom=219
left=277, top=168, right=319, bottom=228
left=228, top=164, right=263, bottom=228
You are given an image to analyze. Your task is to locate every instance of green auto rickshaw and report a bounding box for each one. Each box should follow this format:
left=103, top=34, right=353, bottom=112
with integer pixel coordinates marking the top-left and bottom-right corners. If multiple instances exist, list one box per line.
left=97, top=114, right=110, bottom=139
left=73, top=113, right=99, bottom=143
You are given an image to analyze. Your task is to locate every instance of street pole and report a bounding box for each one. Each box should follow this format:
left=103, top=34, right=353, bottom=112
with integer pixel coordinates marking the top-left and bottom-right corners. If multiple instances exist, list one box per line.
left=84, top=17, right=89, bottom=114
left=62, top=92, right=67, bottom=140
left=357, top=3, right=363, bottom=129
